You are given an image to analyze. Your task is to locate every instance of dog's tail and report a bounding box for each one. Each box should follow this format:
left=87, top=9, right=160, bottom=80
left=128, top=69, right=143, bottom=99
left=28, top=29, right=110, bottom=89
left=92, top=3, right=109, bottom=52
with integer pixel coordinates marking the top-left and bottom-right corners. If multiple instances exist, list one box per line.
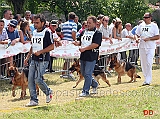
left=136, top=75, right=141, bottom=78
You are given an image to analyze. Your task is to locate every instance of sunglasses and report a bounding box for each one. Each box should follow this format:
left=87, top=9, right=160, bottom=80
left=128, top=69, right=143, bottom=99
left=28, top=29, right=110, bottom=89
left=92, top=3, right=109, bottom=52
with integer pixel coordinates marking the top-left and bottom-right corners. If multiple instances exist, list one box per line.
left=10, top=24, right=16, bottom=28
left=143, top=17, right=150, bottom=19
left=104, top=20, right=109, bottom=22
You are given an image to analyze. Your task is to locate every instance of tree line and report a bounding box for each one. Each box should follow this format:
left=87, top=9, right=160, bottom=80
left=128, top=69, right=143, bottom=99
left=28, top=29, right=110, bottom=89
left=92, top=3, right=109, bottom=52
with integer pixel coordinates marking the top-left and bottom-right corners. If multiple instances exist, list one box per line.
left=1, top=0, right=160, bottom=26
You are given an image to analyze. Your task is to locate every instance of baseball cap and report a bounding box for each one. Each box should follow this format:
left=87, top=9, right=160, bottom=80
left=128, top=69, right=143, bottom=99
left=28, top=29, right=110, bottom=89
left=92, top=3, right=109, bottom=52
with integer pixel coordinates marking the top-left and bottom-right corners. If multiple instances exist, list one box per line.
left=50, top=20, right=57, bottom=25
left=10, top=19, right=18, bottom=27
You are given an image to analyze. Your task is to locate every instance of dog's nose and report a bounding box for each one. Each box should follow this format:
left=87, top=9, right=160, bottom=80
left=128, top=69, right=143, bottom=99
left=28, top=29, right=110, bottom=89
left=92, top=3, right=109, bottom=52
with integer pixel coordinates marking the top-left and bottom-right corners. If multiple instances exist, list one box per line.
left=9, top=70, right=15, bottom=77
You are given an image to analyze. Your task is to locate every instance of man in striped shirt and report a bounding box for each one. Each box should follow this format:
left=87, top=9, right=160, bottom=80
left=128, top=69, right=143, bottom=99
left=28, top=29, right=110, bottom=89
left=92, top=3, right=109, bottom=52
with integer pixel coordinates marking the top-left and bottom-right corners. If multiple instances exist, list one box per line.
left=61, top=12, right=77, bottom=79
left=62, top=12, right=77, bottom=41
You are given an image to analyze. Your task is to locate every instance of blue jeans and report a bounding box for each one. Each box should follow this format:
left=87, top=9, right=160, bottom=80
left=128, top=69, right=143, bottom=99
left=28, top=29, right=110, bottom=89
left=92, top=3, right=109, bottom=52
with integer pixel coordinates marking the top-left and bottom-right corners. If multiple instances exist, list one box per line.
left=80, top=60, right=98, bottom=94
left=28, top=60, right=51, bottom=103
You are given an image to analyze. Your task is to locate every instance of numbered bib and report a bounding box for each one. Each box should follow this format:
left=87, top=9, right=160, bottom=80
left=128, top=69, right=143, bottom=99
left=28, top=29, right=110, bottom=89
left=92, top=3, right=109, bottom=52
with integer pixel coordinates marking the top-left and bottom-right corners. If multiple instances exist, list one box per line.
left=31, top=28, right=47, bottom=53
left=81, top=30, right=95, bottom=48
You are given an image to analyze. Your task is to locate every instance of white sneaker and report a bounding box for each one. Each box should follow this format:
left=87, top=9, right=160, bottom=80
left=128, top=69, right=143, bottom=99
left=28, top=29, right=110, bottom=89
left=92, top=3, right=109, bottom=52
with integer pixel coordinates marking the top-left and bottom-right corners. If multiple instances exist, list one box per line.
left=25, top=100, right=38, bottom=107
left=79, top=93, right=89, bottom=97
left=46, top=90, right=53, bottom=103
left=91, top=88, right=98, bottom=94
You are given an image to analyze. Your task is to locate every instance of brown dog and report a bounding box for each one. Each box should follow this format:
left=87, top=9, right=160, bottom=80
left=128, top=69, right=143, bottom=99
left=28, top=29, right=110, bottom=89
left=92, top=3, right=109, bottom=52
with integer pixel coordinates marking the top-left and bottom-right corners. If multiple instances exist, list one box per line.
left=69, top=59, right=111, bottom=88
left=110, top=55, right=141, bottom=84
left=8, top=65, right=39, bottom=99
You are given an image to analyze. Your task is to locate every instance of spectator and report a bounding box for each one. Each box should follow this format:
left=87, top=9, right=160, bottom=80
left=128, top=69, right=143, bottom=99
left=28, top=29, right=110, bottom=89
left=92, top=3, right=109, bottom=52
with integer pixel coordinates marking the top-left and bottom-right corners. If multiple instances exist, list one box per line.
left=58, top=19, right=62, bottom=29
left=30, top=14, right=36, bottom=35
left=47, top=20, right=60, bottom=72
left=13, top=14, right=22, bottom=30
left=20, top=21, right=32, bottom=43
left=97, top=14, right=104, bottom=26
left=61, top=12, right=77, bottom=79
left=24, top=14, right=54, bottom=106
left=2, top=9, right=12, bottom=28
left=100, top=16, right=112, bottom=43
left=112, top=18, right=122, bottom=40
left=17, top=21, right=32, bottom=67
left=74, top=15, right=82, bottom=32
left=0, top=19, right=8, bottom=79
left=78, top=21, right=87, bottom=34
left=109, top=18, right=116, bottom=32
left=98, top=16, right=112, bottom=68
left=24, top=11, right=32, bottom=24
left=6, top=19, right=20, bottom=66
left=136, top=13, right=159, bottom=86
left=73, top=16, right=102, bottom=96
left=129, top=20, right=143, bottom=65
left=96, top=20, right=101, bottom=30
left=121, top=23, right=135, bottom=61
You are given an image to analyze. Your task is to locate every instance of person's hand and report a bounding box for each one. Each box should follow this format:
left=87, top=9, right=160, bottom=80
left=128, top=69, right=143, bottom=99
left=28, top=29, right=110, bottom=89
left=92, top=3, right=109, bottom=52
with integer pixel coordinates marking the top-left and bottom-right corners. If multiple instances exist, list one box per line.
left=136, top=38, right=140, bottom=43
left=79, top=48, right=86, bottom=52
left=143, top=38, right=150, bottom=42
left=109, top=39, right=113, bottom=44
left=34, top=51, right=41, bottom=56
left=118, top=37, right=122, bottom=41
left=11, top=40, right=17, bottom=45
left=24, top=59, right=28, bottom=66
left=55, top=41, right=62, bottom=47
left=72, top=41, right=79, bottom=46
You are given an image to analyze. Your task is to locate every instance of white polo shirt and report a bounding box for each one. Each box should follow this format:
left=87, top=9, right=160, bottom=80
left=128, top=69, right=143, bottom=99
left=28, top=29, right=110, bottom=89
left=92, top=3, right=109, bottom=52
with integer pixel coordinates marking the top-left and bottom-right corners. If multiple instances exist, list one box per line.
left=136, top=22, right=159, bottom=49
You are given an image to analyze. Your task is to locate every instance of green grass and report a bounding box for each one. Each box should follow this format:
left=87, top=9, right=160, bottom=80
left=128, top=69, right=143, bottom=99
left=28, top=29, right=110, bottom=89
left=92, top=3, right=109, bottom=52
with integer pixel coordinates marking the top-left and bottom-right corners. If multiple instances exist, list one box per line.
left=1, top=65, right=160, bottom=119
left=1, top=86, right=160, bottom=119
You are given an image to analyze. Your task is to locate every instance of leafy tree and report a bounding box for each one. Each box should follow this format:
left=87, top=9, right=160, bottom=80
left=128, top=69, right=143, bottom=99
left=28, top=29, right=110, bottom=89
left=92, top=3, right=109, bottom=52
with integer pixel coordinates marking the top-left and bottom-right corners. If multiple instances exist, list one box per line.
left=6, top=0, right=26, bottom=14
left=113, top=0, right=149, bottom=25
left=148, top=0, right=159, bottom=5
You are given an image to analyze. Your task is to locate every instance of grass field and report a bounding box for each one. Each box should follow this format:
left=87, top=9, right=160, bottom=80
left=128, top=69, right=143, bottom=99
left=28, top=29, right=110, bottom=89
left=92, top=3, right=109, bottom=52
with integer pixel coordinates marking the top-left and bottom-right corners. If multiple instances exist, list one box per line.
left=0, top=65, right=160, bottom=119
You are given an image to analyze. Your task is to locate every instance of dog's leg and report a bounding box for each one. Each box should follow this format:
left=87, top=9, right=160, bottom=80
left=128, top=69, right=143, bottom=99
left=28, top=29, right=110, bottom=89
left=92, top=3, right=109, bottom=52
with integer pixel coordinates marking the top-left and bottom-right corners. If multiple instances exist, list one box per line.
left=133, top=73, right=138, bottom=82
left=128, top=78, right=133, bottom=83
left=100, top=74, right=111, bottom=87
left=73, top=78, right=83, bottom=88
left=36, top=84, right=39, bottom=95
left=96, top=78, right=100, bottom=85
left=12, top=85, right=16, bottom=97
left=117, top=75, right=121, bottom=84
left=20, top=85, right=26, bottom=99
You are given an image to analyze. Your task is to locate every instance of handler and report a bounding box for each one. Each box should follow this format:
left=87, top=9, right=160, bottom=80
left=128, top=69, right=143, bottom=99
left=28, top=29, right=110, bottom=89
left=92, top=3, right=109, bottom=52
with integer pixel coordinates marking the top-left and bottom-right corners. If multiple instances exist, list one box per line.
left=73, top=16, right=102, bottom=96
left=136, top=13, right=159, bottom=86
left=24, top=14, right=54, bottom=106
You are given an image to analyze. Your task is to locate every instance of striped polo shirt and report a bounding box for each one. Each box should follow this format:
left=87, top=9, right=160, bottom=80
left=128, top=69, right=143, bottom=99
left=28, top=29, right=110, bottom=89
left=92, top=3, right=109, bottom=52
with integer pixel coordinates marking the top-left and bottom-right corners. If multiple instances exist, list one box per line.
left=62, top=20, right=77, bottom=41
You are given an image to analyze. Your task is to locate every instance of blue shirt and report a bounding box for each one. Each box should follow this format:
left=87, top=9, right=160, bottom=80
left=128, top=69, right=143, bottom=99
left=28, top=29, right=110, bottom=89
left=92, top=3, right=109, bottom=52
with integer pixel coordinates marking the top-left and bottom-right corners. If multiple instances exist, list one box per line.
left=6, top=28, right=20, bottom=41
left=131, top=26, right=138, bottom=35
left=62, top=20, right=77, bottom=41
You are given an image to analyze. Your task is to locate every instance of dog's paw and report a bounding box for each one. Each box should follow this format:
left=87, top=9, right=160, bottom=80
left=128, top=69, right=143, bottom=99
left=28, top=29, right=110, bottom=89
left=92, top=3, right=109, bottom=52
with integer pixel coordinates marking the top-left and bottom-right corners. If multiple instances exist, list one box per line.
left=12, top=93, right=16, bottom=97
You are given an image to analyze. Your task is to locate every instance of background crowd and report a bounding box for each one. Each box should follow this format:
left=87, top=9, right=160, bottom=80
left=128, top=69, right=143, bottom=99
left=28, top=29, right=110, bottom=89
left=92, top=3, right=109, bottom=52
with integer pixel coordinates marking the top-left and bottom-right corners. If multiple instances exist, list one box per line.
left=0, top=9, right=160, bottom=81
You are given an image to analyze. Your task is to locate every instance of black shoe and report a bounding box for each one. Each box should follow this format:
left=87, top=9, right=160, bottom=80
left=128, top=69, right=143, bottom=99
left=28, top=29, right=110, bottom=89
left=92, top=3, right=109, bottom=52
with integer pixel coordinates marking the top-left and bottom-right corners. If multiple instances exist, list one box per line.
left=49, top=69, right=55, bottom=73
left=141, top=83, right=150, bottom=86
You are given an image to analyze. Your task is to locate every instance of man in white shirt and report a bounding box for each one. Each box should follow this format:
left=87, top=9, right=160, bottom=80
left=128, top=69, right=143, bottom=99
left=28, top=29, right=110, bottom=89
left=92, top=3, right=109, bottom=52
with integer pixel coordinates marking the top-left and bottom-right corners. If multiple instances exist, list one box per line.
left=136, top=13, right=159, bottom=86
left=121, top=23, right=134, bottom=61
left=24, top=11, right=32, bottom=24
left=2, top=9, right=12, bottom=28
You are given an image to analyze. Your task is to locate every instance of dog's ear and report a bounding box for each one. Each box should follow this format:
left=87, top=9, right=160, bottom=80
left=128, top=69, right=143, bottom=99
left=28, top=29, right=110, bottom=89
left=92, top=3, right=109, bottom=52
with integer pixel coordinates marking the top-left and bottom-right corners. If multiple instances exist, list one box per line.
left=13, top=61, right=17, bottom=67
left=76, top=58, right=80, bottom=65
left=74, top=58, right=77, bottom=62
left=14, top=67, right=18, bottom=72
left=7, top=68, right=10, bottom=76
